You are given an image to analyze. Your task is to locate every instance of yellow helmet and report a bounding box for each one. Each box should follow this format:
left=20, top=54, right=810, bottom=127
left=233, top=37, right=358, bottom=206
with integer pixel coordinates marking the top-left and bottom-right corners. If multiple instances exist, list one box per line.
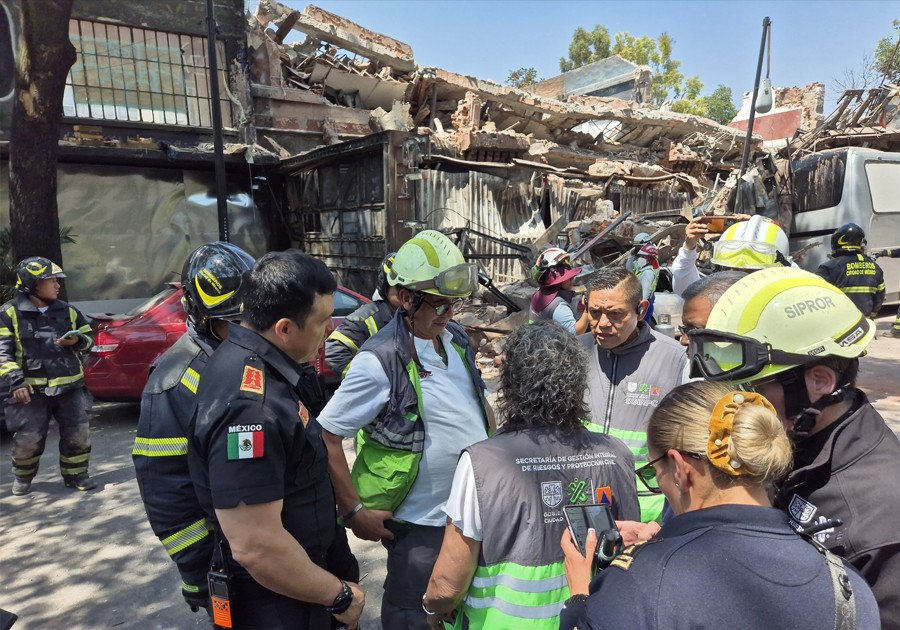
left=388, top=230, right=477, bottom=297
left=688, top=267, right=873, bottom=384
left=710, top=215, right=791, bottom=270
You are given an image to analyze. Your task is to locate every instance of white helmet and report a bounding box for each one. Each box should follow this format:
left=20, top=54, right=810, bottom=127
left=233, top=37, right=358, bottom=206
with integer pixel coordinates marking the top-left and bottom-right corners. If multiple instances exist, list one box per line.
left=710, top=216, right=791, bottom=270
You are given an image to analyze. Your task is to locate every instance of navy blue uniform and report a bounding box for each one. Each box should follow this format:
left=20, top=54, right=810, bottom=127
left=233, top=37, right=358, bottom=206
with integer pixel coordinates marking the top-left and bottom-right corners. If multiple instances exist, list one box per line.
left=133, top=326, right=218, bottom=599
left=324, top=299, right=394, bottom=378
left=189, top=323, right=355, bottom=629
left=775, top=392, right=900, bottom=629
left=561, top=505, right=880, bottom=630
left=815, top=251, right=885, bottom=316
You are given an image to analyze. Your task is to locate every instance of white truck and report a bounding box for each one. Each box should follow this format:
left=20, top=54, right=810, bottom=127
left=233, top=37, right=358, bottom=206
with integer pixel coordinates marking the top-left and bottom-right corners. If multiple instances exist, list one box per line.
left=789, top=147, right=900, bottom=304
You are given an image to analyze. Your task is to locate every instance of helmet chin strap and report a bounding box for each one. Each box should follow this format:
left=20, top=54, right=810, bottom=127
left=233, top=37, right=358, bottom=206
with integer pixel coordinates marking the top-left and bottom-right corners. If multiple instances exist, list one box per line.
left=776, top=361, right=857, bottom=440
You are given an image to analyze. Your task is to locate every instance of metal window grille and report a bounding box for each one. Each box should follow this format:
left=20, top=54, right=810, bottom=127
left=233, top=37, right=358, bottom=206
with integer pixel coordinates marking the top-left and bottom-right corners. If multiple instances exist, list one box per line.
left=64, top=19, right=232, bottom=128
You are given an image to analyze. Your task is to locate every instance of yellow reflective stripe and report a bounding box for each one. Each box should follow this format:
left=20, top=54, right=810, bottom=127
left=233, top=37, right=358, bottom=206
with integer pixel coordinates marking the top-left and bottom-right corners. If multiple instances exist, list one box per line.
left=76, top=324, right=92, bottom=334
left=60, top=452, right=90, bottom=464
left=6, top=307, right=23, bottom=368
left=841, top=286, right=878, bottom=294
left=63, top=466, right=88, bottom=475
left=25, top=377, right=48, bottom=386
left=14, top=455, right=42, bottom=465
left=364, top=316, right=378, bottom=337
left=0, top=362, right=19, bottom=375
left=47, top=369, right=84, bottom=388
left=161, top=518, right=212, bottom=556
left=341, top=362, right=352, bottom=379
left=328, top=330, right=359, bottom=352
left=0, top=327, right=13, bottom=336
left=132, top=437, right=189, bottom=457
left=180, top=367, right=200, bottom=394
left=182, top=582, right=201, bottom=593
left=68, top=307, right=78, bottom=329
left=737, top=275, right=838, bottom=335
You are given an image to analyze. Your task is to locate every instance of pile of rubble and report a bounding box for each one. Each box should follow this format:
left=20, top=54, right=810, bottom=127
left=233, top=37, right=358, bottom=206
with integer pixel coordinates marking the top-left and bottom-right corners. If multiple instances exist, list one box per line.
left=249, top=1, right=755, bottom=186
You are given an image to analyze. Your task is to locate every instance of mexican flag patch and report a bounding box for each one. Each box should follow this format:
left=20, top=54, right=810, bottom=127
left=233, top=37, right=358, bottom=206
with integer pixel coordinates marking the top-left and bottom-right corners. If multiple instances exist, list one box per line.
left=227, top=424, right=265, bottom=460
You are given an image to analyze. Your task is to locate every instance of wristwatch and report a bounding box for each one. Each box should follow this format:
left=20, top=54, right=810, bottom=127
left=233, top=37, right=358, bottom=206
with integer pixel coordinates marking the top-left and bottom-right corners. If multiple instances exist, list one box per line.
left=326, top=580, right=353, bottom=614
left=565, top=594, right=590, bottom=607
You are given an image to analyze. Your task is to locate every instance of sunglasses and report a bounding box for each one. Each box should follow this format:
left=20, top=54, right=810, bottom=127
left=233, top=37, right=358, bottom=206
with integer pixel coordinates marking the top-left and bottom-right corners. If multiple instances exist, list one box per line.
left=418, top=294, right=464, bottom=316
left=635, top=451, right=703, bottom=494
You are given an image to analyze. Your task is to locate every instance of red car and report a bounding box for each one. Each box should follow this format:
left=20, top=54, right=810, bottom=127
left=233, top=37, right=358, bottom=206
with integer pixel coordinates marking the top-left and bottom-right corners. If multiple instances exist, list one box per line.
left=83, top=284, right=369, bottom=401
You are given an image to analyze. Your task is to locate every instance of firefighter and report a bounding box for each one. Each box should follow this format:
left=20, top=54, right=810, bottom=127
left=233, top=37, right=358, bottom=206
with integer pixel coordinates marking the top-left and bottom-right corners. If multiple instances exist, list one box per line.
left=815, top=222, right=885, bottom=317
left=1, top=257, right=95, bottom=496
left=133, top=242, right=254, bottom=615
left=324, top=252, right=399, bottom=378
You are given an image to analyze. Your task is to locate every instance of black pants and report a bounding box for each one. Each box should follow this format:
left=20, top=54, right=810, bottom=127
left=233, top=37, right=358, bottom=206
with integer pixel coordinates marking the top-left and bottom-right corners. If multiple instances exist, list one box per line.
left=226, top=527, right=358, bottom=630
left=8, top=388, right=91, bottom=482
left=381, top=523, right=445, bottom=630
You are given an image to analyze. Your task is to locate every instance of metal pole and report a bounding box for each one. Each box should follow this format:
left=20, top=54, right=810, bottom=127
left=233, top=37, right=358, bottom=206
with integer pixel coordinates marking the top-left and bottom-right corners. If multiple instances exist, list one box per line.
left=736, top=16, right=770, bottom=213
left=206, top=0, right=229, bottom=242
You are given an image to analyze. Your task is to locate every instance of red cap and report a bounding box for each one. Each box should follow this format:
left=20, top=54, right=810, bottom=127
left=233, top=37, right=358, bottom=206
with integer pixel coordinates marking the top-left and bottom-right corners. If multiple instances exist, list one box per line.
left=541, top=266, right=581, bottom=287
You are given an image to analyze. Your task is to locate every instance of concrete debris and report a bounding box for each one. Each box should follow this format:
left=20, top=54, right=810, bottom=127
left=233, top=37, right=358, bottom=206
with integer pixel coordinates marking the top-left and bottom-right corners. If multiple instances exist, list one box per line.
left=369, top=101, right=414, bottom=132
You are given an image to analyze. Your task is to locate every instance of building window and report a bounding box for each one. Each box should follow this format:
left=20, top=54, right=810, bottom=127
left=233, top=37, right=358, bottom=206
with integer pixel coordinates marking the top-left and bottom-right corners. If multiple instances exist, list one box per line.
left=63, top=19, right=232, bottom=128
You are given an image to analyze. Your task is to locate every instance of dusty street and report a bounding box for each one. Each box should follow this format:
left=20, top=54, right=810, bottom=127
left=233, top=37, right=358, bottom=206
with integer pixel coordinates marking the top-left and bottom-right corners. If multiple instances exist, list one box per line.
left=0, top=313, right=898, bottom=629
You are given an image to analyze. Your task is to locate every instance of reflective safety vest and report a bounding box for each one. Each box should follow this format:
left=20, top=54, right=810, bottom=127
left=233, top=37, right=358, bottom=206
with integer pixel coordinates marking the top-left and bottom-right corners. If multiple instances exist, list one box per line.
left=0, top=293, right=93, bottom=395
left=351, top=311, right=488, bottom=513
left=325, top=299, right=394, bottom=378
left=457, top=426, right=640, bottom=629
left=578, top=323, right=688, bottom=522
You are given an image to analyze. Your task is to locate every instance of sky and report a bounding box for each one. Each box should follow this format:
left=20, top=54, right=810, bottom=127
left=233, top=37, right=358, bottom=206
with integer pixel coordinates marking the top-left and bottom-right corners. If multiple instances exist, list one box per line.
left=252, top=0, right=898, bottom=114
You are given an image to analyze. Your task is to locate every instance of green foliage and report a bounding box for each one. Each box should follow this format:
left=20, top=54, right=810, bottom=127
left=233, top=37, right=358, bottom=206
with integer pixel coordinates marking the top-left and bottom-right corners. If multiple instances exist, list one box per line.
left=873, top=19, right=900, bottom=84
left=701, top=85, right=738, bottom=125
left=0, top=226, right=77, bottom=302
left=559, top=25, right=611, bottom=72
left=506, top=67, right=540, bottom=89
left=559, top=25, right=705, bottom=111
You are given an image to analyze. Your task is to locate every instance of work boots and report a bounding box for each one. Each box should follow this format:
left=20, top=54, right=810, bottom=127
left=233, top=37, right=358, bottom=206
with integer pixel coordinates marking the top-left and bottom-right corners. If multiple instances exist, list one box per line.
left=12, top=478, right=32, bottom=495
left=64, top=473, right=97, bottom=491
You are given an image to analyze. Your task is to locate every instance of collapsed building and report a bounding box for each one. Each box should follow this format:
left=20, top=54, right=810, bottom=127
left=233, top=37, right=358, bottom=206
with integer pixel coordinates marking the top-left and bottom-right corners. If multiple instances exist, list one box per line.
left=3, top=0, right=897, bottom=326
left=250, top=1, right=755, bottom=300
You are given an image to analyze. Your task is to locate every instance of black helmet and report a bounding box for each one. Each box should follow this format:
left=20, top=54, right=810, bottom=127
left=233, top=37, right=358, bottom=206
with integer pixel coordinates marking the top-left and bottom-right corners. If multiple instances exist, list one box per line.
left=181, top=242, right=255, bottom=327
left=831, top=223, right=866, bottom=252
left=377, top=252, right=397, bottom=298
left=16, top=257, right=66, bottom=295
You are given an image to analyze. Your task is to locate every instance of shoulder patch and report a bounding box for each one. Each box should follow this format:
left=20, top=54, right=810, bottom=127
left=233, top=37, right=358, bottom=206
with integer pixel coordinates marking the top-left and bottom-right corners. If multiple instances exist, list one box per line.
left=226, top=424, right=265, bottom=460
left=240, top=365, right=264, bottom=395
left=610, top=540, right=649, bottom=571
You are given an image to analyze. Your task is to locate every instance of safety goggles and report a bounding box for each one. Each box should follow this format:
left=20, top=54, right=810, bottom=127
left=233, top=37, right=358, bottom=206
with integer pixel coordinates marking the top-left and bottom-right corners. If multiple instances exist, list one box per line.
left=418, top=294, right=465, bottom=316
left=712, top=240, right=782, bottom=269
left=404, top=263, right=478, bottom=298
left=687, top=328, right=816, bottom=382
left=635, top=451, right=703, bottom=494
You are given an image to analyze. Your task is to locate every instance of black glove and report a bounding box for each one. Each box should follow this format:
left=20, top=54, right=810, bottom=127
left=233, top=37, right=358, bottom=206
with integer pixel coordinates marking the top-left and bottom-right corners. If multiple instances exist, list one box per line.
left=182, top=583, right=211, bottom=615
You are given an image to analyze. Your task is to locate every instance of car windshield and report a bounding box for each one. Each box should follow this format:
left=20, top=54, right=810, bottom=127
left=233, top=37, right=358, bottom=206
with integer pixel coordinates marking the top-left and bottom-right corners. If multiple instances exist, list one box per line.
left=125, top=287, right=177, bottom=317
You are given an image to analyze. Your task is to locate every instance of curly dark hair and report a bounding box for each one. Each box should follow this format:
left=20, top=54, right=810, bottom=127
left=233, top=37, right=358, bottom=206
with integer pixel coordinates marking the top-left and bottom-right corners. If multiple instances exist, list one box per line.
left=496, top=320, right=591, bottom=433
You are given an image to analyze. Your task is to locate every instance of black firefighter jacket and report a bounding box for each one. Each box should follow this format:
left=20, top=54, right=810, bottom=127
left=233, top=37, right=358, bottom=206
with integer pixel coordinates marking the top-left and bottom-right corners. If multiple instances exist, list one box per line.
left=774, top=391, right=900, bottom=629
left=815, top=251, right=886, bottom=317
left=0, top=293, right=93, bottom=395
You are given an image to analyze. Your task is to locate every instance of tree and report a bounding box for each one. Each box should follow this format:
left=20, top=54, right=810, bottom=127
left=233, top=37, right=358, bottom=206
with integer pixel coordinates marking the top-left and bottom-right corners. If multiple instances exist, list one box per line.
left=832, top=52, right=880, bottom=93
left=702, top=85, right=738, bottom=125
left=9, top=0, right=76, bottom=274
left=506, top=67, right=540, bottom=89
left=559, top=25, right=704, bottom=111
left=873, top=19, right=900, bottom=84
left=559, top=25, right=610, bottom=72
